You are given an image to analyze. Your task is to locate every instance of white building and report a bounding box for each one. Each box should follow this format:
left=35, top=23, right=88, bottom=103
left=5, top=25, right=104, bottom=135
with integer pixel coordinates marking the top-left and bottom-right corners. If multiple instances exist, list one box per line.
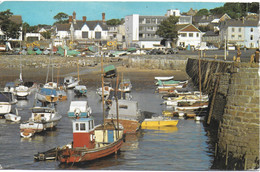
left=166, top=9, right=181, bottom=17
left=219, top=19, right=259, bottom=48
left=125, top=14, right=167, bottom=49
left=176, top=24, right=202, bottom=49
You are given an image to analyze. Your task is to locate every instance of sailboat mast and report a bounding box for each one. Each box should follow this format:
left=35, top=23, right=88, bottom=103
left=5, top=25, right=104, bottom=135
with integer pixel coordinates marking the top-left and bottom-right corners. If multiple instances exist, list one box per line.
left=101, top=54, right=105, bottom=127
left=115, top=75, right=119, bottom=138
left=19, top=41, right=22, bottom=82
left=77, top=60, right=80, bottom=81
left=199, top=49, right=202, bottom=102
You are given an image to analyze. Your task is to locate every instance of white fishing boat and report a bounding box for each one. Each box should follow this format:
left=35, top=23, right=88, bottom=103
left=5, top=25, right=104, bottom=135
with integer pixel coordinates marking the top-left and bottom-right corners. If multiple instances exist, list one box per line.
left=74, top=85, right=87, bottom=96
left=15, top=85, right=30, bottom=98
left=67, top=101, right=92, bottom=118
left=4, top=109, right=21, bottom=122
left=154, top=76, right=174, bottom=81
left=0, top=92, right=17, bottom=115
left=43, top=82, right=58, bottom=89
left=20, top=106, right=62, bottom=138
left=96, top=86, right=114, bottom=99
left=4, top=82, right=15, bottom=93
left=118, top=78, right=132, bottom=92
left=64, top=76, right=80, bottom=89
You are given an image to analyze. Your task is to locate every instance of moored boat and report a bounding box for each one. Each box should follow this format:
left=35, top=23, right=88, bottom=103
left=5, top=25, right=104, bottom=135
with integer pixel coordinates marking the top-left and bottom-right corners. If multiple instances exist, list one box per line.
left=141, top=116, right=178, bottom=127
left=64, top=76, right=80, bottom=89
left=57, top=117, right=125, bottom=164
left=67, top=101, right=92, bottom=118
left=35, top=88, right=59, bottom=103
left=0, top=91, right=17, bottom=115
left=118, top=78, right=132, bottom=93
left=20, top=106, right=62, bottom=138
left=106, top=99, right=144, bottom=133
left=74, top=85, right=87, bottom=96
left=4, top=108, right=21, bottom=122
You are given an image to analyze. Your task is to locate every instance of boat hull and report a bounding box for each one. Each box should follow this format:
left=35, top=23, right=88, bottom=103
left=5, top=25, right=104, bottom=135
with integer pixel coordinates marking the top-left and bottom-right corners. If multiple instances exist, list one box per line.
left=4, top=114, right=21, bottom=122
left=141, top=119, right=178, bottom=127
left=58, top=137, right=124, bottom=163
left=36, top=93, right=59, bottom=103
left=104, top=119, right=140, bottom=134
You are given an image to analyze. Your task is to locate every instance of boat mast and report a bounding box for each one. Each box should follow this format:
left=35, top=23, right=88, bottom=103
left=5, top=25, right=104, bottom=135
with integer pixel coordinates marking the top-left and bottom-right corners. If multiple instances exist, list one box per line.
left=19, top=41, right=23, bottom=82
left=199, top=46, right=202, bottom=103
left=101, top=54, right=105, bottom=127
left=115, top=74, right=119, bottom=138
left=77, top=59, right=80, bottom=81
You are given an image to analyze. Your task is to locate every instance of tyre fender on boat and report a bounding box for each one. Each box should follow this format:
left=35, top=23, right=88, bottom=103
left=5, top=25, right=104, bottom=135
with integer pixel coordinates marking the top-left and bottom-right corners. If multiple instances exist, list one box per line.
left=90, top=134, right=95, bottom=142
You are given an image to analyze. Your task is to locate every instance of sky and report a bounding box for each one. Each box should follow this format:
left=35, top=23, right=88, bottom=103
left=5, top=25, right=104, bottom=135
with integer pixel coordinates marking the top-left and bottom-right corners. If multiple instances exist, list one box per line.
left=0, top=1, right=226, bottom=26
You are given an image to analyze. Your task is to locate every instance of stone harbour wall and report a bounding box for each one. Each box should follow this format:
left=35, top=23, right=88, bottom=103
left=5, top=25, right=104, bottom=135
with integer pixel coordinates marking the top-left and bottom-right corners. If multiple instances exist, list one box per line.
left=186, top=58, right=259, bottom=170
left=127, top=55, right=191, bottom=71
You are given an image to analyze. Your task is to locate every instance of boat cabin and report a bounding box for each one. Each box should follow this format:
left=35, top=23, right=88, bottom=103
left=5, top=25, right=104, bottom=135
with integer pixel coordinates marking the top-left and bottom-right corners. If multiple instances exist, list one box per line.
left=31, top=107, right=56, bottom=122
left=104, top=65, right=117, bottom=78
left=72, top=118, right=95, bottom=148
left=68, top=101, right=92, bottom=118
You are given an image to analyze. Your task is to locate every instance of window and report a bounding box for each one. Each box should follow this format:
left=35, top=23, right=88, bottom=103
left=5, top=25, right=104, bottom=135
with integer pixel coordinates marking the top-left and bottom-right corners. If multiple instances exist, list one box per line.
left=238, top=28, right=241, bottom=32
left=82, top=31, right=88, bottom=38
left=181, top=33, right=187, bottom=37
left=119, top=105, right=128, bottom=109
left=151, top=18, right=156, bottom=24
left=80, top=123, right=86, bottom=131
left=232, top=28, right=235, bottom=32
left=89, top=121, right=91, bottom=130
left=197, top=33, right=199, bottom=37
left=146, top=18, right=151, bottom=24
left=250, top=35, right=253, bottom=40
left=139, top=18, right=145, bottom=24
left=251, top=28, right=253, bottom=32
left=95, top=32, right=101, bottom=39
left=231, top=35, right=235, bottom=38
left=76, top=123, right=79, bottom=131
left=238, top=35, right=242, bottom=39
left=189, top=33, right=193, bottom=37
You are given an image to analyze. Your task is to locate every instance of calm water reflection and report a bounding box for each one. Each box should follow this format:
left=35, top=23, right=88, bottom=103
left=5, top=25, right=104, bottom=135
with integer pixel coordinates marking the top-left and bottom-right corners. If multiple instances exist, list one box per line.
left=0, top=82, right=214, bottom=170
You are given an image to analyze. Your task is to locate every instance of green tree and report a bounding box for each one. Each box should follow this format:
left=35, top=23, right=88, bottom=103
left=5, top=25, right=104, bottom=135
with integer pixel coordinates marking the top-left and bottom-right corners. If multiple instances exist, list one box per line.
left=106, top=18, right=124, bottom=26
left=210, top=2, right=259, bottom=19
left=155, top=16, right=179, bottom=46
left=195, top=9, right=210, bottom=16
left=40, top=31, right=51, bottom=39
left=0, top=9, right=21, bottom=40
left=53, top=12, right=69, bottom=24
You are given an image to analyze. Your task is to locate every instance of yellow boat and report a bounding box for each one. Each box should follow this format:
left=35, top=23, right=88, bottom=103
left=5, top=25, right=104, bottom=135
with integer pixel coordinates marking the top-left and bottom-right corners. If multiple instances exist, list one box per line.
left=142, top=126, right=178, bottom=133
left=141, top=116, right=178, bottom=127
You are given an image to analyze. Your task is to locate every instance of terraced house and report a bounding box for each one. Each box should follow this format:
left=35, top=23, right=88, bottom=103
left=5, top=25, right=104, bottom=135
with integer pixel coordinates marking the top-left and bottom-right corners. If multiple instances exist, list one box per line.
left=219, top=18, right=259, bottom=48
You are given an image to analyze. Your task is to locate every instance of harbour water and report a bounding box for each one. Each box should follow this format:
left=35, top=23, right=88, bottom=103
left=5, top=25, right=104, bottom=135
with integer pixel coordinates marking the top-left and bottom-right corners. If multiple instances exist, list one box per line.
left=0, top=79, right=214, bottom=170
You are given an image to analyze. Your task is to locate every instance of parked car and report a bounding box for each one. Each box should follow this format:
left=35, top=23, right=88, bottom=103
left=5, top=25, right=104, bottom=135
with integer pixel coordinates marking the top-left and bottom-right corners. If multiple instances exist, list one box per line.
left=207, top=45, right=218, bottom=50
left=166, top=48, right=179, bottom=54
left=147, top=49, right=165, bottom=55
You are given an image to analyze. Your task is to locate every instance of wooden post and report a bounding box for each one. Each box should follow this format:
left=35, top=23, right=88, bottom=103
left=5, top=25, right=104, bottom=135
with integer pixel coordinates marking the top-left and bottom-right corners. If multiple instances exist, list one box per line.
left=225, top=144, right=229, bottom=166
left=215, top=142, right=218, bottom=156
left=244, top=153, right=247, bottom=170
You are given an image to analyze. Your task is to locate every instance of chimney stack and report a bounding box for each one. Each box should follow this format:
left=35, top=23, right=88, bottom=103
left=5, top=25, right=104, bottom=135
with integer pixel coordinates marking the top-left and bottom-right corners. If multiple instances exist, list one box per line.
left=83, top=16, right=87, bottom=22
left=102, top=13, right=105, bottom=22
left=69, top=16, right=72, bottom=23
left=73, top=11, right=76, bottom=20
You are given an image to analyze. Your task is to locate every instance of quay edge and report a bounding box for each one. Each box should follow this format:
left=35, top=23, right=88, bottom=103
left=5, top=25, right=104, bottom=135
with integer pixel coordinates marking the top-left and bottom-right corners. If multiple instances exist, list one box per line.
left=186, top=58, right=259, bottom=170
